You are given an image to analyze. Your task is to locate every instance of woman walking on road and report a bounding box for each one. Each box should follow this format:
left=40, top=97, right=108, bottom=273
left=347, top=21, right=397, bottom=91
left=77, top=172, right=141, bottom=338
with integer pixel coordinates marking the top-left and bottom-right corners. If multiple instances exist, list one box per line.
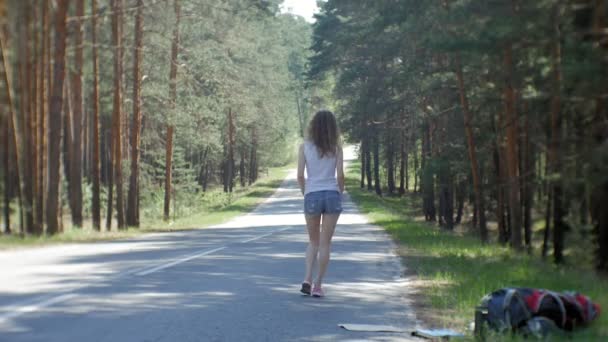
left=297, top=110, right=344, bottom=298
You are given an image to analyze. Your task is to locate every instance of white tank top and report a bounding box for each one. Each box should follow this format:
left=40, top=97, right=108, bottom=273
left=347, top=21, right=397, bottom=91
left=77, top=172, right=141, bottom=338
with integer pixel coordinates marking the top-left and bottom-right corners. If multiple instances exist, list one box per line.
left=304, top=141, right=339, bottom=195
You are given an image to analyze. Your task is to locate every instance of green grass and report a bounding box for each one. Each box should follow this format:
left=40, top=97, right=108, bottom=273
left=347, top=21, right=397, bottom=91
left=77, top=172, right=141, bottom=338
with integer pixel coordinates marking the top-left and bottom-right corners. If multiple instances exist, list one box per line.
left=141, top=165, right=292, bottom=230
left=0, top=164, right=292, bottom=250
left=345, top=163, right=608, bottom=341
left=0, top=229, right=142, bottom=249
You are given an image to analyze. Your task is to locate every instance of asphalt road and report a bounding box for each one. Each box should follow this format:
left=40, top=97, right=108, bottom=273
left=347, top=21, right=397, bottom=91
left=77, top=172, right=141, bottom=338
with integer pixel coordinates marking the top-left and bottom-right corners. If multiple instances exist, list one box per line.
left=0, top=150, right=419, bottom=342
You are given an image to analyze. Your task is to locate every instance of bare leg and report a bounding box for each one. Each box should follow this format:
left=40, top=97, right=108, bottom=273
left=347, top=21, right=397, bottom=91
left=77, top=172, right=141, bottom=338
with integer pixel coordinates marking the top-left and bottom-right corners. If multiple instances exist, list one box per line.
left=315, top=213, right=339, bottom=287
left=304, top=214, right=321, bottom=284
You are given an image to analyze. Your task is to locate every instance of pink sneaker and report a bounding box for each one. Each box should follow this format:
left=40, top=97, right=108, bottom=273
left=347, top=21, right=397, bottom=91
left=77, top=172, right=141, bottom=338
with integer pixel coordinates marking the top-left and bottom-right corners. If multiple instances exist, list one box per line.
left=311, top=285, right=324, bottom=297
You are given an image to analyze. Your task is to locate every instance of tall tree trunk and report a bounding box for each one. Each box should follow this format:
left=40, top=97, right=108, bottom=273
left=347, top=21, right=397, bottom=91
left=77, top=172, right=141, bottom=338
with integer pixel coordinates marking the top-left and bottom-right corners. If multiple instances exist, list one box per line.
left=31, top=5, right=40, bottom=234
left=164, top=0, right=180, bottom=221
left=593, top=180, right=608, bottom=271
left=455, top=179, right=465, bottom=224
left=239, top=148, right=246, bottom=188
left=63, top=81, right=73, bottom=216
left=227, top=108, right=235, bottom=193
left=105, top=120, right=114, bottom=230
left=3, top=116, right=11, bottom=234
left=69, top=0, right=84, bottom=228
left=365, top=128, right=373, bottom=191
left=22, top=9, right=35, bottom=235
left=1, top=20, right=26, bottom=235
left=248, top=127, right=257, bottom=185
left=592, top=98, right=608, bottom=271
left=372, top=127, right=382, bottom=196
left=91, top=0, right=101, bottom=231
left=522, top=107, right=535, bottom=250
left=455, top=56, right=488, bottom=242
left=413, top=133, right=418, bottom=193
left=399, top=131, right=406, bottom=195
left=421, top=121, right=436, bottom=221
left=360, top=120, right=366, bottom=189
left=111, top=0, right=125, bottom=229
left=35, top=2, right=46, bottom=234
left=420, top=120, right=437, bottom=222
left=550, top=6, right=566, bottom=263
left=46, top=0, right=69, bottom=235
left=40, top=0, right=51, bottom=231
left=542, top=186, right=552, bottom=259
left=492, top=110, right=509, bottom=244
left=387, top=132, right=395, bottom=194
left=127, top=0, right=144, bottom=228
left=503, top=44, right=522, bottom=250
left=360, top=138, right=366, bottom=189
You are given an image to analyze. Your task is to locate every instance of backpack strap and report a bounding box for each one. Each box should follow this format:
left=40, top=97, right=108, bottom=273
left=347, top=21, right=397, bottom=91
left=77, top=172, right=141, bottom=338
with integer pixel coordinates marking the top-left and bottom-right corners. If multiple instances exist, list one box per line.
left=503, top=288, right=532, bottom=328
left=540, top=291, right=567, bottom=328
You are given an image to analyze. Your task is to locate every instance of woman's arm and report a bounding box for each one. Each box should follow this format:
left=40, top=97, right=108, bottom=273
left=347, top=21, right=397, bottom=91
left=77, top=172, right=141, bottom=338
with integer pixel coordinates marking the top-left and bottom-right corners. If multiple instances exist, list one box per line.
left=337, top=146, right=345, bottom=193
left=297, top=144, right=306, bottom=195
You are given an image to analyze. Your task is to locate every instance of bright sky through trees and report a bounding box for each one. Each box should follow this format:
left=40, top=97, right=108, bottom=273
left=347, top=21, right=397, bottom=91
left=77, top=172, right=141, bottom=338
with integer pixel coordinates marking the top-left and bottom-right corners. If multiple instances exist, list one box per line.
left=280, top=0, right=319, bottom=22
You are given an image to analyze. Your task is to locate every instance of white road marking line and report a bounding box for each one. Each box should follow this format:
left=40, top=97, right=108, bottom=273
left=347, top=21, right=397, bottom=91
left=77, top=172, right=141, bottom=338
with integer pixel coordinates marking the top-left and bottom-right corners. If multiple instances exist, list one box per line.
left=240, top=232, right=275, bottom=243
left=0, top=293, right=77, bottom=324
left=240, top=227, right=291, bottom=243
left=135, top=247, right=226, bottom=276
left=0, top=224, right=293, bottom=324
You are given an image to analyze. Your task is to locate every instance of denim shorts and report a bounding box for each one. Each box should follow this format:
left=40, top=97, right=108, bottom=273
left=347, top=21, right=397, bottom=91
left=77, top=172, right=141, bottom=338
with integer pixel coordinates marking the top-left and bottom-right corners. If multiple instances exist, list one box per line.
left=304, top=190, right=343, bottom=215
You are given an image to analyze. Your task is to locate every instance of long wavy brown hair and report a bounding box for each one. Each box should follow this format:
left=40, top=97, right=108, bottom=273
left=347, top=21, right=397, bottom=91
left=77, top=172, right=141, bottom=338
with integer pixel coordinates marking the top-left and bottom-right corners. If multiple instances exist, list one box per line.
left=307, top=110, right=340, bottom=158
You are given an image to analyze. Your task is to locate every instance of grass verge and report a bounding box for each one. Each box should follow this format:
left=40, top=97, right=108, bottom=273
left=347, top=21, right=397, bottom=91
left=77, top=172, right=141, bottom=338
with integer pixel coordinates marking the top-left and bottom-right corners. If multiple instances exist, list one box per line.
left=0, top=164, right=292, bottom=250
left=345, top=163, right=607, bottom=341
left=141, top=165, right=292, bottom=230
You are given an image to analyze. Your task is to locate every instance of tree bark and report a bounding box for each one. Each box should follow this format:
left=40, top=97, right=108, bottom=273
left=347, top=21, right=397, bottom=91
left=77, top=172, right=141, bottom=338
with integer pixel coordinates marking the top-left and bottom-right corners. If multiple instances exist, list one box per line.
left=111, top=0, right=125, bottom=229
left=68, top=0, right=84, bottom=228
left=522, top=108, right=535, bottom=250
left=239, top=148, right=246, bottom=188
left=455, top=56, right=487, bottom=242
left=105, top=105, right=114, bottom=230
left=360, top=120, right=366, bottom=189
left=399, top=132, right=406, bottom=195
left=455, top=180, right=465, bottom=224
left=35, top=2, right=47, bottom=234
left=360, top=138, right=366, bottom=189
left=22, top=9, right=35, bottom=234
left=164, top=0, right=181, bottom=221
left=413, top=131, right=418, bottom=193
left=91, top=0, right=101, bottom=231
left=372, top=127, right=382, bottom=196
left=365, top=128, right=373, bottom=191
left=387, top=132, right=395, bottom=194
left=46, top=0, right=69, bottom=235
left=550, top=6, right=566, bottom=263
left=3, top=115, right=11, bottom=234
left=127, top=0, right=144, bottom=228
left=226, top=108, right=235, bottom=193
left=503, top=44, right=522, bottom=250
left=421, top=121, right=436, bottom=221
left=63, top=81, right=73, bottom=217
left=32, top=5, right=40, bottom=234
left=248, top=127, right=258, bottom=185
left=1, top=20, right=26, bottom=234
left=542, top=185, right=552, bottom=259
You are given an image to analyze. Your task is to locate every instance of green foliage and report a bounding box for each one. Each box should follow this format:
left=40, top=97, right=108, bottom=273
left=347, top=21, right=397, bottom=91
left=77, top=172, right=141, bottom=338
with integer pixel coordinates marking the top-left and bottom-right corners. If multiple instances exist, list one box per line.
left=346, top=163, right=608, bottom=340
left=124, top=0, right=312, bottom=213
left=311, top=0, right=608, bottom=266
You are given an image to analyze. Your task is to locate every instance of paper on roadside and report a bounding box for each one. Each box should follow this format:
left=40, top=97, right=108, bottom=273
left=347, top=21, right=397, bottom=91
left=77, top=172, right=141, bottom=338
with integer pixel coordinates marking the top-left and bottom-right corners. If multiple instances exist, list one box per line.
left=338, top=324, right=407, bottom=333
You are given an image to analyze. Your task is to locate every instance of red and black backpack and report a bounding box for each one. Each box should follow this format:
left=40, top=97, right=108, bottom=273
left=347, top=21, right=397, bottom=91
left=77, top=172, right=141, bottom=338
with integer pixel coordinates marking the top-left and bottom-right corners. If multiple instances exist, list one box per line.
left=475, top=287, right=601, bottom=338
